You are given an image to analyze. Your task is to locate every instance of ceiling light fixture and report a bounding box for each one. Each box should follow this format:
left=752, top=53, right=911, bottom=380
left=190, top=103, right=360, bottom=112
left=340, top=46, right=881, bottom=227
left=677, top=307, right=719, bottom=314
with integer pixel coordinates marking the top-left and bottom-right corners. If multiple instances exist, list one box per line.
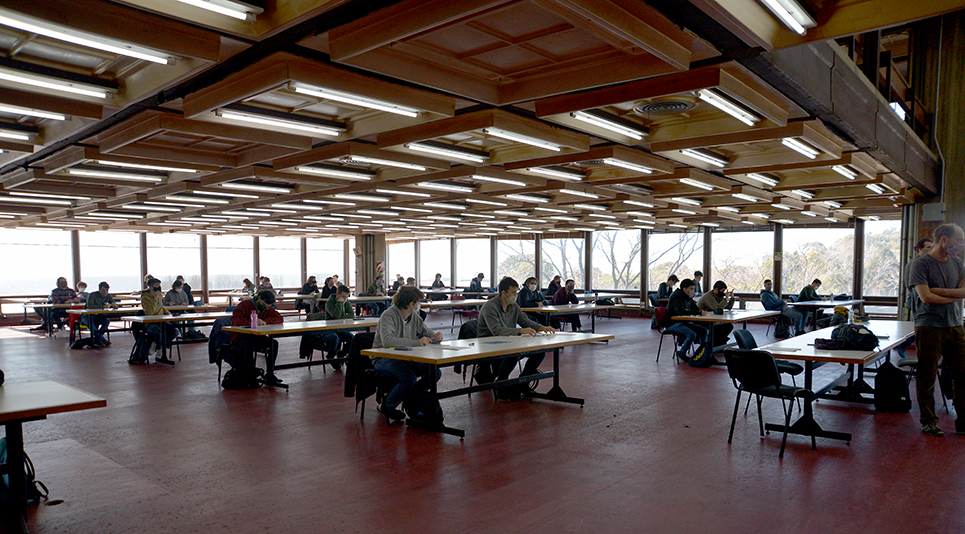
left=573, top=203, right=606, bottom=211
left=732, top=193, right=759, bottom=203
left=627, top=211, right=653, bottom=218
left=466, top=198, right=507, bottom=207
left=290, top=83, right=419, bottom=117
left=790, top=189, right=814, bottom=199
left=8, top=191, right=89, bottom=201
left=745, top=173, right=779, bottom=187
left=493, top=210, right=528, bottom=217
left=403, top=142, right=488, bottom=163
left=781, top=137, right=820, bottom=159
left=569, top=111, right=646, bottom=140
left=216, top=107, right=342, bottom=137
left=680, top=148, right=728, bottom=167
left=374, top=188, right=431, bottom=198
left=527, top=166, right=585, bottom=181
left=472, top=175, right=526, bottom=187
left=0, top=67, right=112, bottom=99
left=482, top=128, right=560, bottom=151
left=776, top=219, right=795, bottom=224
left=832, top=165, right=858, bottom=180
left=671, top=197, right=702, bottom=206
left=67, top=168, right=162, bottom=182
left=716, top=206, right=740, bottom=213
left=558, top=188, right=599, bottom=199
left=700, top=222, right=720, bottom=227
left=801, top=211, right=818, bottom=217
left=0, top=103, right=65, bottom=121
left=334, top=193, right=390, bottom=203
left=423, top=202, right=467, bottom=210
left=96, top=160, right=197, bottom=173
left=165, top=195, right=228, bottom=205
left=418, top=181, right=475, bottom=193
left=866, top=183, right=885, bottom=194
left=0, top=195, right=72, bottom=206
left=122, top=203, right=181, bottom=213
left=534, top=207, right=566, bottom=213
left=823, top=201, right=842, bottom=208
left=697, top=89, right=759, bottom=126
left=602, top=158, right=653, bottom=174
left=294, top=165, right=375, bottom=180
left=505, top=194, right=549, bottom=203
left=771, top=203, right=792, bottom=210
left=672, top=208, right=696, bottom=215
left=340, top=156, right=426, bottom=171
left=759, top=0, right=815, bottom=36
left=220, top=182, right=291, bottom=194
left=825, top=217, right=839, bottom=222
left=680, top=178, right=715, bottom=191
left=624, top=200, right=655, bottom=208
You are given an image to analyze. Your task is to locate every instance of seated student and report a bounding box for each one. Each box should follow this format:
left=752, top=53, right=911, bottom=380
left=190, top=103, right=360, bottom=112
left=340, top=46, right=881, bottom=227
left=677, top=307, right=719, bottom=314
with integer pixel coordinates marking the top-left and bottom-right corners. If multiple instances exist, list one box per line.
left=664, top=279, right=708, bottom=361
left=331, top=274, right=340, bottom=287
left=429, top=273, right=447, bottom=301
left=242, top=278, right=256, bottom=296
left=85, top=281, right=117, bottom=347
left=319, top=277, right=337, bottom=301
left=797, top=278, right=823, bottom=327
left=468, top=272, right=485, bottom=294
left=301, top=285, right=355, bottom=369
left=391, top=274, right=405, bottom=291
left=163, top=280, right=190, bottom=307
left=516, top=276, right=547, bottom=326
left=48, top=276, right=81, bottom=330
left=75, top=281, right=89, bottom=303
left=551, top=279, right=582, bottom=331
left=697, top=280, right=735, bottom=344
left=297, top=275, right=318, bottom=313
left=477, top=277, right=556, bottom=399
left=174, top=275, right=204, bottom=338
left=176, top=275, right=195, bottom=305
left=362, top=275, right=387, bottom=316
left=230, top=290, right=285, bottom=385
left=657, top=275, right=679, bottom=300
left=371, top=286, right=442, bottom=421
left=546, top=275, right=562, bottom=299
left=760, top=279, right=805, bottom=337
left=258, top=277, right=274, bottom=292
left=405, top=277, right=416, bottom=287
left=140, top=278, right=177, bottom=357
left=693, top=271, right=704, bottom=297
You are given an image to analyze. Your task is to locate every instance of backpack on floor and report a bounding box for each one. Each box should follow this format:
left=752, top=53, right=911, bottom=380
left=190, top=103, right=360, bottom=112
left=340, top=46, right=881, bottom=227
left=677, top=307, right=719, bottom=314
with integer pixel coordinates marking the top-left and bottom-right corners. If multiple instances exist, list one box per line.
left=70, top=338, right=93, bottom=350
left=687, top=341, right=715, bottom=368
left=773, top=315, right=791, bottom=338
left=221, top=367, right=264, bottom=390
left=0, top=437, right=49, bottom=507
left=129, top=336, right=151, bottom=365
left=874, top=361, right=912, bottom=413
left=403, top=382, right=444, bottom=424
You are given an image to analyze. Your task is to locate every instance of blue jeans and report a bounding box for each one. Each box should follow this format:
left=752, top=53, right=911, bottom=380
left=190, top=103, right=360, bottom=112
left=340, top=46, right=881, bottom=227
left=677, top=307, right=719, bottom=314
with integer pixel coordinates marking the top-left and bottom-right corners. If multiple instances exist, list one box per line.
left=321, top=330, right=354, bottom=356
left=373, top=358, right=441, bottom=409
left=783, top=307, right=805, bottom=334
left=84, top=315, right=109, bottom=344
left=667, top=323, right=708, bottom=355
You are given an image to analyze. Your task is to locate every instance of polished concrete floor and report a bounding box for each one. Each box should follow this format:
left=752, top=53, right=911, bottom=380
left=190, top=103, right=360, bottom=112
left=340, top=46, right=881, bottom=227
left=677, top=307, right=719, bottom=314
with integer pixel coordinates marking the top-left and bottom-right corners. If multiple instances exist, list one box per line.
left=1, top=314, right=961, bottom=533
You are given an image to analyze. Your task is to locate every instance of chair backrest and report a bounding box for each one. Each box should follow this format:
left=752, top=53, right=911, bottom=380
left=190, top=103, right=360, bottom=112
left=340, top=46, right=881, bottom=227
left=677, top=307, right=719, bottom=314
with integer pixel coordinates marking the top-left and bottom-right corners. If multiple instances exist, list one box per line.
left=733, top=329, right=758, bottom=350
left=345, top=331, right=376, bottom=400
left=452, top=294, right=465, bottom=302
left=648, top=294, right=658, bottom=307
left=208, top=317, right=233, bottom=364
left=654, top=306, right=669, bottom=329
left=458, top=319, right=478, bottom=339
left=723, top=349, right=781, bottom=390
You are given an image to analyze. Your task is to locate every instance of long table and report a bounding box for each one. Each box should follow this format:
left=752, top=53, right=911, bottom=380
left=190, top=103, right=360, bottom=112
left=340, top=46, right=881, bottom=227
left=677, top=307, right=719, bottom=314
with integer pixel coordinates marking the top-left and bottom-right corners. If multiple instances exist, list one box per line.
left=0, top=381, right=106, bottom=524
left=758, top=320, right=914, bottom=443
left=363, top=332, right=614, bottom=438
left=672, top=309, right=780, bottom=355
left=520, top=303, right=617, bottom=334
left=789, top=299, right=865, bottom=330
left=121, top=312, right=233, bottom=365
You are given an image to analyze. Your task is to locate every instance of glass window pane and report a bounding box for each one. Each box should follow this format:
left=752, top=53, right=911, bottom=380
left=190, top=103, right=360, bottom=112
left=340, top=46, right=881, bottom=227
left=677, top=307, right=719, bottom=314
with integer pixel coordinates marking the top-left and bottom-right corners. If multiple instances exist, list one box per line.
left=863, top=220, right=901, bottom=297
left=0, top=228, right=72, bottom=295
left=456, top=238, right=490, bottom=287
left=783, top=227, right=854, bottom=296
left=307, top=237, right=344, bottom=283
left=80, top=231, right=141, bottom=293
left=146, top=233, right=201, bottom=290
left=259, top=236, right=301, bottom=288
left=420, top=239, right=451, bottom=286
left=710, top=230, right=773, bottom=293
left=496, top=238, right=535, bottom=283
left=542, top=237, right=586, bottom=289
left=208, top=235, right=253, bottom=291
left=592, top=230, right=641, bottom=290
left=647, top=232, right=703, bottom=291
left=388, top=241, right=415, bottom=281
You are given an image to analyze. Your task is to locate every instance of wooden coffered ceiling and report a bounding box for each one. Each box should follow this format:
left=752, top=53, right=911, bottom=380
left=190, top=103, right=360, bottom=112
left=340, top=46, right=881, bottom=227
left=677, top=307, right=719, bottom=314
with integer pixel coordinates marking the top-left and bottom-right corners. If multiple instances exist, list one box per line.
left=0, top=0, right=940, bottom=237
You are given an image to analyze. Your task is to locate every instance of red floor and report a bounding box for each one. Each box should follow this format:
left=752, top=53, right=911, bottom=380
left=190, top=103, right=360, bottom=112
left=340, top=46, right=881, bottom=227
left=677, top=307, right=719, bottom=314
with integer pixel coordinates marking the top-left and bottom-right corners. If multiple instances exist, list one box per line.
left=1, top=315, right=962, bottom=533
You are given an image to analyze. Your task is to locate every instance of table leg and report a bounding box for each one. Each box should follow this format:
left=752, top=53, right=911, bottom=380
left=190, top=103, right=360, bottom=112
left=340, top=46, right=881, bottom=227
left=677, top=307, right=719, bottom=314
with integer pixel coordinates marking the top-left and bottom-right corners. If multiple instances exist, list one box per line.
left=404, top=363, right=465, bottom=438
left=155, top=323, right=175, bottom=366
left=528, top=348, right=584, bottom=405
left=4, top=421, right=27, bottom=520
left=764, top=361, right=852, bottom=443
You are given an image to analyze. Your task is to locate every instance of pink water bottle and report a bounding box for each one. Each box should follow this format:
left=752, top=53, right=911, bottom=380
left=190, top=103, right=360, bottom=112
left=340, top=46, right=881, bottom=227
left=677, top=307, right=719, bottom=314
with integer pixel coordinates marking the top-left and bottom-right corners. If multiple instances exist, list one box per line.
left=250, top=309, right=258, bottom=329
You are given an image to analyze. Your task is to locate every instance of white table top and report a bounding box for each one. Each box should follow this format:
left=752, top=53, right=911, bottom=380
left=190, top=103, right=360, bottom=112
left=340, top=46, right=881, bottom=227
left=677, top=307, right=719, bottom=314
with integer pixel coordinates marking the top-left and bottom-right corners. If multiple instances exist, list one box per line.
left=223, top=317, right=379, bottom=336
left=790, top=299, right=865, bottom=308
left=758, top=320, right=915, bottom=365
left=120, top=312, right=233, bottom=323
left=424, top=299, right=488, bottom=309
left=672, top=309, right=779, bottom=323
left=521, top=303, right=617, bottom=313
left=363, top=332, right=614, bottom=365
left=0, top=381, right=106, bottom=424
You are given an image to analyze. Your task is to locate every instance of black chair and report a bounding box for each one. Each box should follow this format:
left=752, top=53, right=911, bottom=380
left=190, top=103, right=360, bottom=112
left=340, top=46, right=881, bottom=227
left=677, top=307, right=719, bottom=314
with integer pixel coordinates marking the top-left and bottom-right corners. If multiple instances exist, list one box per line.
left=723, top=349, right=813, bottom=459
left=654, top=307, right=686, bottom=363
left=896, top=357, right=950, bottom=413
left=734, top=329, right=803, bottom=413
left=346, top=333, right=399, bottom=421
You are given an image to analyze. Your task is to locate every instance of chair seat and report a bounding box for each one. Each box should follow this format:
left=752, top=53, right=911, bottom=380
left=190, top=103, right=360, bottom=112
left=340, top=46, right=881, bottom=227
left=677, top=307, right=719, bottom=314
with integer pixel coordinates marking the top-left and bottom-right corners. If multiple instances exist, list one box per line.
left=745, top=384, right=810, bottom=400
left=896, top=357, right=918, bottom=368
left=776, top=360, right=804, bottom=376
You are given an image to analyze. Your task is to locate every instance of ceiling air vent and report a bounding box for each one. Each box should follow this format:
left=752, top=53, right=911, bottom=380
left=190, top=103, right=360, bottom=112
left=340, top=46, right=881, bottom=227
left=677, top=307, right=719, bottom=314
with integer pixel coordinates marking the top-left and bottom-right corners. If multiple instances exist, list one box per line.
left=633, top=100, right=695, bottom=115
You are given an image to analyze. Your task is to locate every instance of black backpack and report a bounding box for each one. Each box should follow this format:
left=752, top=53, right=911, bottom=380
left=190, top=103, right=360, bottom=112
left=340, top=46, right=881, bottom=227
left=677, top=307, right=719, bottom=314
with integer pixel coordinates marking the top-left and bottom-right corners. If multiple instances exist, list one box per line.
left=70, top=338, right=93, bottom=350
left=687, top=341, right=715, bottom=368
left=221, top=367, right=264, bottom=390
left=831, top=324, right=879, bottom=351
left=874, top=362, right=912, bottom=412
left=0, top=437, right=49, bottom=508
left=403, top=382, right=444, bottom=424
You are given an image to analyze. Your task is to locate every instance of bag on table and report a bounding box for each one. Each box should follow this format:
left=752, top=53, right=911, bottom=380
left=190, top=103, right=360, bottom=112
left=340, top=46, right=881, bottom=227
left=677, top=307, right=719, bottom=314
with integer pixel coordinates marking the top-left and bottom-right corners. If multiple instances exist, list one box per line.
left=874, top=362, right=912, bottom=413
left=687, top=341, right=715, bottom=368
left=831, top=324, right=879, bottom=351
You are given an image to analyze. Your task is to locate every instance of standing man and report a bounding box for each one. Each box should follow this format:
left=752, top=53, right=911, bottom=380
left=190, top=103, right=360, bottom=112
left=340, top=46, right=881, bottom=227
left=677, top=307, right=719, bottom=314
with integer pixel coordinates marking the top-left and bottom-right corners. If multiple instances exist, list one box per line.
left=761, top=279, right=805, bottom=337
left=85, top=282, right=117, bottom=348
left=897, top=237, right=934, bottom=359
left=908, top=224, right=965, bottom=436
left=230, top=290, right=285, bottom=385
left=477, top=277, right=556, bottom=399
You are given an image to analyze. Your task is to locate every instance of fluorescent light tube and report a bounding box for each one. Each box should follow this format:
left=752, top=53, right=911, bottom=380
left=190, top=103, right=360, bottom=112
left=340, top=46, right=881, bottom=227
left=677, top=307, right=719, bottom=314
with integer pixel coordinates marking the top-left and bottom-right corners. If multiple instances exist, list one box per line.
left=681, top=148, right=728, bottom=167
left=527, top=166, right=584, bottom=181
left=220, top=182, right=290, bottom=193
left=671, top=197, right=702, bottom=206
left=482, top=128, right=560, bottom=151
left=216, top=108, right=341, bottom=136
left=295, top=165, right=373, bottom=180
left=473, top=175, right=526, bottom=187
left=697, top=89, right=759, bottom=126
left=602, top=158, right=652, bottom=174
left=732, top=193, right=759, bottom=202
left=96, top=160, right=197, bottom=173
left=745, top=173, right=779, bottom=187
left=558, top=189, right=598, bottom=199
left=573, top=203, right=606, bottom=211
left=781, top=137, right=819, bottom=159
left=832, top=165, right=858, bottom=180
left=375, top=188, right=431, bottom=198
left=340, top=155, right=425, bottom=171
left=419, top=182, right=474, bottom=193
left=68, top=169, right=162, bottom=182
left=790, top=189, right=813, bottom=199
left=423, top=202, right=467, bottom=210
left=291, top=83, right=419, bottom=117
left=625, top=200, right=654, bottom=208
left=760, top=0, right=812, bottom=35
left=0, top=103, right=65, bottom=121
left=866, top=184, right=885, bottom=194
left=0, top=67, right=110, bottom=99
left=334, top=194, right=390, bottom=203
left=405, top=142, right=487, bottom=163
left=569, top=111, right=645, bottom=140
left=680, top=178, right=715, bottom=191
left=505, top=194, right=548, bottom=203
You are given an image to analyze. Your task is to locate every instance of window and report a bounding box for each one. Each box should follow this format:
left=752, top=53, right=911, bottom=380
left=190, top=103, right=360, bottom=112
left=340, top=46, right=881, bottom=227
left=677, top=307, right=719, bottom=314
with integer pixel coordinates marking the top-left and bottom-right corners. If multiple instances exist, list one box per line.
left=542, top=236, right=585, bottom=289
left=783, top=227, right=854, bottom=297
left=456, top=238, right=490, bottom=287
left=863, top=220, right=901, bottom=297
left=80, top=231, right=141, bottom=293
left=648, top=232, right=703, bottom=291
left=710, top=230, right=773, bottom=293
left=307, top=237, right=344, bottom=283
left=347, top=237, right=355, bottom=290
left=419, top=239, right=451, bottom=286
left=387, top=241, right=415, bottom=281
left=259, top=236, right=301, bottom=288
left=593, top=230, right=640, bottom=290
left=0, top=228, right=72, bottom=296
left=496, top=238, right=535, bottom=283
left=208, top=235, right=253, bottom=290
left=146, top=233, right=201, bottom=291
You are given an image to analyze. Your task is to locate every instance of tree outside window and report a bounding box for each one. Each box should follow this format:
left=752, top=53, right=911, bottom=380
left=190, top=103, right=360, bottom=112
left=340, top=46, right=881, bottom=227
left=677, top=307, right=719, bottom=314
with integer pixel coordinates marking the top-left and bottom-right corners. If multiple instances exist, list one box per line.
left=592, top=229, right=640, bottom=290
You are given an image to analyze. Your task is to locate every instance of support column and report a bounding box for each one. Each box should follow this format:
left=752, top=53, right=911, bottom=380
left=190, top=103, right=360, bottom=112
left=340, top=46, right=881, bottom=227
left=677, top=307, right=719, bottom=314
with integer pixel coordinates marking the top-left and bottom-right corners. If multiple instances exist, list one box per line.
left=252, top=236, right=260, bottom=282
left=414, top=239, right=421, bottom=286
left=489, top=237, right=497, bottom=289
left=300, top=237, right=308, bottom=284
left=534, top=235, right=542, bottom=287
left=358, top=234, right=386, bottom=294
left=200, top=234, right=209, bottom=303
left=139, top=232, right=148, bottom=285
left=899, top=204, right=917, bottom=320
left=344, top=239, right=351, bottom=289
left=773, top=223, right=784, bottom=296
left=450, top=238, right=456, bottom=287
left=853, top=218, right=865, bottom=301
left=702, top=227, right=712, bottom=292
left=71, top=230, right=81, bottom=286
left=641, top=229, right=650, bottom=306
left=584, top=231, right=592, bottom=290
